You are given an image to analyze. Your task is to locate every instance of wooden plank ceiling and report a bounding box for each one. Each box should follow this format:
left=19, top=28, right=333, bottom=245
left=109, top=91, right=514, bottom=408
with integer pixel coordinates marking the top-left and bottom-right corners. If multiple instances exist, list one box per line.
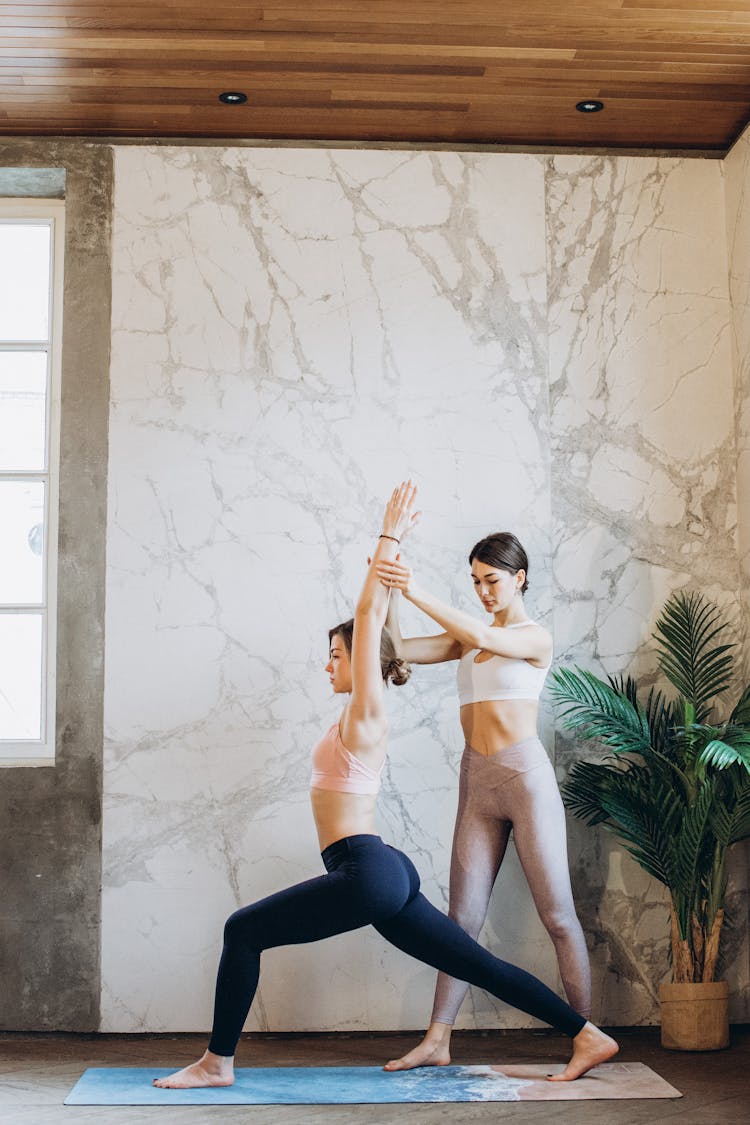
left=2, top=1, right=750, bottom=151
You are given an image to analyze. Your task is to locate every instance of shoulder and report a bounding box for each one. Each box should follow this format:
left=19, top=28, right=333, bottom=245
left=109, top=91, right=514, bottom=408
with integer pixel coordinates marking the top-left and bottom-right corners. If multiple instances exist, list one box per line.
left=523, top=621, right=552, bottom=665
left=524, top=620, right=550, bottom=640
left=500, top=619, right=552, bottom=665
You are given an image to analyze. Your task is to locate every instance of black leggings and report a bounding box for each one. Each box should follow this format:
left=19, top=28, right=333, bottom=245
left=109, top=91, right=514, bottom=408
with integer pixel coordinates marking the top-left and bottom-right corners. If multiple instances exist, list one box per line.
left=207, top=833, right=586, bottom=1055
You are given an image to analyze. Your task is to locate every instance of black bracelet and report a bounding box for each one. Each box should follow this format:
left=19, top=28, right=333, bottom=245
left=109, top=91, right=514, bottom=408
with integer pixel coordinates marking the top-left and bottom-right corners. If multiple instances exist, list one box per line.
left=379, top=534, right=400, bottom=543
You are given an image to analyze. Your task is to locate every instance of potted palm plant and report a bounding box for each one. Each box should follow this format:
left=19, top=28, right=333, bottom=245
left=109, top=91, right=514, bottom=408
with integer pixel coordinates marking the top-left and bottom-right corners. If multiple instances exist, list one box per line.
left=550, top=590, right=750, bottom=1050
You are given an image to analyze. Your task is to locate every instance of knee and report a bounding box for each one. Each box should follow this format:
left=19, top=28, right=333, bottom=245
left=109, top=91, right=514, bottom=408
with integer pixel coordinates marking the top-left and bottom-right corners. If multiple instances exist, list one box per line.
left=223, top=907, right=252, bottom=948
left=540, top=906, right=579, bottom=943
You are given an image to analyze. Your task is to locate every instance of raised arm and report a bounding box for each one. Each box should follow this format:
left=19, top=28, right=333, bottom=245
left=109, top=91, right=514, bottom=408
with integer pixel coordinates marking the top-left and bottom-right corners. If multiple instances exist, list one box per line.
left=342, top=483, right=419, bottom=750
left=376, top=558, right=551, bottom=665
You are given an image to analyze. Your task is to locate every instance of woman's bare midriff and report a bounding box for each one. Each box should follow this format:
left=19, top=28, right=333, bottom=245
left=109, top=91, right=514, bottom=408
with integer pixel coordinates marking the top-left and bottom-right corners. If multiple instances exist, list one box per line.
left=310, top=787, right=379, bottom=852
left=459, top=699, right=539, bottom=757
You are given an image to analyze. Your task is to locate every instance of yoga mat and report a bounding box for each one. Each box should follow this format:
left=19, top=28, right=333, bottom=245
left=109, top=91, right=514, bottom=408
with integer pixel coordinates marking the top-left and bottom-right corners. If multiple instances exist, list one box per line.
left=65, top=1062, right=681, bottom=1105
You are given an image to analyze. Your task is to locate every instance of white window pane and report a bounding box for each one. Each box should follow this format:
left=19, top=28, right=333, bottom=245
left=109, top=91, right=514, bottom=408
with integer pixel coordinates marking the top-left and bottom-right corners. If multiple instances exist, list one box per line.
left=0, top=613, right=43, bottom=740
left=0, top=223, right=51, bottom=341
left=0, top=481, right=45, bottom=604
left=0, top=351, right=47, bottom=470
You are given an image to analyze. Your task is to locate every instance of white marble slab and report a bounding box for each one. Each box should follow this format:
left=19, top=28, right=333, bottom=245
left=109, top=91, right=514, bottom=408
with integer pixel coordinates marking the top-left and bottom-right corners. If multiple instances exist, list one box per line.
left=103, top=147, right=553, bottom=1033
left=102, top=144, right=748, bottom=1034
left=547, top=153, right=747, bottom=1022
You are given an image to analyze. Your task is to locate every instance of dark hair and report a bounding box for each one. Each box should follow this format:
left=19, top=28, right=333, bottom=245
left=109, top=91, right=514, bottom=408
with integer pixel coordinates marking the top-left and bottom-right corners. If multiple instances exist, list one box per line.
left=328, top=619, right=411, bottom=687
left=469, top=532, right=529, bottom=594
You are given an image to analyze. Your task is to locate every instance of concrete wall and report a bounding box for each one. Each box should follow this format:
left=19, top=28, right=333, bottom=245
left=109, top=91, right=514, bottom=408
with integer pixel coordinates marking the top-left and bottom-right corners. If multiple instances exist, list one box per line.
left=0, top=141, right=112, bottom=1031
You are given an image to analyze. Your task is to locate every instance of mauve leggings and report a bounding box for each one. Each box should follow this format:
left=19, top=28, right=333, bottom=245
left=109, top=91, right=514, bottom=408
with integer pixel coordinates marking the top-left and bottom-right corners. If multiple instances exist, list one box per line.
left=207, top=833, right=586, bottom=1056
left=431, top=738, right=592, bottom=1026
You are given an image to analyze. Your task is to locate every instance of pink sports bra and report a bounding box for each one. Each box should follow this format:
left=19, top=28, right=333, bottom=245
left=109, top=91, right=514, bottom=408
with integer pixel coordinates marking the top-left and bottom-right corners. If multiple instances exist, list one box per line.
left=456, top=621, right=551, bottom=706
left=310, top=722, right=384, bottom=796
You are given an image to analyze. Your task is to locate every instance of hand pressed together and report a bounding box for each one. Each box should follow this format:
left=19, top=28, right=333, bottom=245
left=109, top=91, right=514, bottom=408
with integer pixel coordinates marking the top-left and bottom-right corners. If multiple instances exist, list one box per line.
left=376, top=557, right=414, bottom=596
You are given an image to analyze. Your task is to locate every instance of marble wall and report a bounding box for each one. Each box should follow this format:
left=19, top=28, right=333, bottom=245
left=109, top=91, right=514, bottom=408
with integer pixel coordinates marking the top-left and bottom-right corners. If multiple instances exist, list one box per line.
left=724, top=127, right=750, bottom=1017
left=102, top=145, right=748, bottom=1033
left=547, top=155, right=747, bottom=1023
left=726, top=126, right=750, bottom=668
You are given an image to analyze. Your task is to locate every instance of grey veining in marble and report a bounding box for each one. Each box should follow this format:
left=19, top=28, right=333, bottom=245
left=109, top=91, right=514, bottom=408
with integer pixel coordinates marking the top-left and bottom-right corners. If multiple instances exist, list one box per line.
left=101, top=143, right=748, bottom=1036
left=546, top=153, right=747, bottom=1023
left=103, top=147, right=554, bottom=1033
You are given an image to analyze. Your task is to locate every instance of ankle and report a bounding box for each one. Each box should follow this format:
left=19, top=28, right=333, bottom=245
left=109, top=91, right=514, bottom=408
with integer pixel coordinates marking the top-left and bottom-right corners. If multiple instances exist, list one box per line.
left=202, top=1050, right=233, bottom=1074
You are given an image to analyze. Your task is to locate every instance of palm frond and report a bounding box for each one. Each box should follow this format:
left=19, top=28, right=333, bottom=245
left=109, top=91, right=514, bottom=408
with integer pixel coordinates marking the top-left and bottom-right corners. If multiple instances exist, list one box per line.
left=636, top=686, right=695, bottom=795
left=698, top=734, right=750, bottom=775
left=673, top=781, right=717, bottom=904
left=643, top=685, right=676, bottom=755
left=654, top=591, right=735, bottom=718
left=550, top=666, right=652, bottom=756
left=730, top=685, right=750, bottom=726
left=598, top=779, right=680, bottom=888
left=724, top=780, right=750, bottom=844
left=608, top=677, right=676, bottom=754
left=609, top=674, right=639, bottom=708
left=561, top=759, right=621, bottom=826
left=564, top=758, right=681, bottom=887
left=710, top=799, right=750, bottom=848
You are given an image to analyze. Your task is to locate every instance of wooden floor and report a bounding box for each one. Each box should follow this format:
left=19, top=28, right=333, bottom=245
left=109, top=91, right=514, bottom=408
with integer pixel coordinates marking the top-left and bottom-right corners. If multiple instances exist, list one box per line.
left=1, top=1026, right=747, bottom=1124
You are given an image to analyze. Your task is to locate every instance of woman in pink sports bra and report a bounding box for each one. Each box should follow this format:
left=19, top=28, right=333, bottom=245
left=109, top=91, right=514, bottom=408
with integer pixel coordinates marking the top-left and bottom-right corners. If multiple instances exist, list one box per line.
left=376, top=532, right=592, bottom=1072
left=153, top=486, right=615, bottom=1091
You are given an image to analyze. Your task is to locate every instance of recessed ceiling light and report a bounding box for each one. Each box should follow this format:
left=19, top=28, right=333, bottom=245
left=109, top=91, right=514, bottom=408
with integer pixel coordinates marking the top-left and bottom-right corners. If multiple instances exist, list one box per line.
left=218, top=91, right=248, bottom=105
left=576, top=99, right=604, bottom=113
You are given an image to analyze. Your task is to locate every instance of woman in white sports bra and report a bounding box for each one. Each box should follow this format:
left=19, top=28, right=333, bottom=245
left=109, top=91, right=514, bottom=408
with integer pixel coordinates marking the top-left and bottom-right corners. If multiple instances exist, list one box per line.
left=376, top=531, right=592, bottom=1072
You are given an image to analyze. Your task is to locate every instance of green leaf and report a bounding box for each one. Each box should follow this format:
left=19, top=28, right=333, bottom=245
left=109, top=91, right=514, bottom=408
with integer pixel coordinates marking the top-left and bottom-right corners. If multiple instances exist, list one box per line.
left=673, top=781, right=716, bottom=902
left=730, top=685, right=750, bottom=726
left=600, top=793, right=678, bottom=888
left=699, top=737, right=750, bottom=775
left=563, top=758, right=681, bottom=888
left=561, top=759, right=619, bottom=826
left=727, top=784, right=750, bottom=845
left=654, top=590, right=735, bottom=719
left=643, top=685, right=676, bottom=755
left=550, top=667, right=652, bottom=755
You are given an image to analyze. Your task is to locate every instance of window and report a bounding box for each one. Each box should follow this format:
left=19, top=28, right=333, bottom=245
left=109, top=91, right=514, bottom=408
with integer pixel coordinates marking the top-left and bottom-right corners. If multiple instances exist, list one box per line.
left=0, top=200, right=64, bottom=765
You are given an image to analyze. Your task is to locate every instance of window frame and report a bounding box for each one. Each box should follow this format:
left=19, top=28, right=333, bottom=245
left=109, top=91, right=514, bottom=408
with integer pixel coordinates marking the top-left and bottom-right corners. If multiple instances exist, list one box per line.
left=0, top=199, right=64, bottom=766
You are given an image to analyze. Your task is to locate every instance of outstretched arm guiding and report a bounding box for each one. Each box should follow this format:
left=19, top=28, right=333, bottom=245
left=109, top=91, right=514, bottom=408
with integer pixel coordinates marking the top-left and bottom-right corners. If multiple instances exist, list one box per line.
left=376, top=558, right=550, bottom=664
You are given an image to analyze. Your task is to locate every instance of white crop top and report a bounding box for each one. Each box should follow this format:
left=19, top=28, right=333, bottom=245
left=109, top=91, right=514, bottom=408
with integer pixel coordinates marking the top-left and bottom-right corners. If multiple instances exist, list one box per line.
left=456, top=621, right=551, bottom=706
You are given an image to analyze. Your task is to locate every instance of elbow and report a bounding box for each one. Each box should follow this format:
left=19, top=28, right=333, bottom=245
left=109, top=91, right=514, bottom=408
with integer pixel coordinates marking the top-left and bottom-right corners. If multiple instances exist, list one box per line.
left=355, top=597, right=383, bottom=623
left=472, top=624, right=495, bottom=649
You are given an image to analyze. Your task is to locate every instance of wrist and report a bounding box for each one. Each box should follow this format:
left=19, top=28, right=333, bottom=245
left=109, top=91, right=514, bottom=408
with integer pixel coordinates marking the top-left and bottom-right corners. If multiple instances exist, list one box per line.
left=379, top=533, right=400, bottom=544
left=404, top=575, right=423, bottom=601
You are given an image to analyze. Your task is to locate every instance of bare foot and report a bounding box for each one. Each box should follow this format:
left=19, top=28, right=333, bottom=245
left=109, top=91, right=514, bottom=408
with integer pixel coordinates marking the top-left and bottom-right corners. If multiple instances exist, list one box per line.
left=153, top=1050, right=234, bottom=1089
left=384, top=1028, right=452, bottom=1072
left=547, top=1022, right=619, bottom=1082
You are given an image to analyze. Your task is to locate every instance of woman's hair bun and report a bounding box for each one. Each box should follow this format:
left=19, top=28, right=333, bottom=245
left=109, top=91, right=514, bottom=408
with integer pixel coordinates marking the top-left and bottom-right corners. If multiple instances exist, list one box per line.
left=387, top=657, right=411, bottom=687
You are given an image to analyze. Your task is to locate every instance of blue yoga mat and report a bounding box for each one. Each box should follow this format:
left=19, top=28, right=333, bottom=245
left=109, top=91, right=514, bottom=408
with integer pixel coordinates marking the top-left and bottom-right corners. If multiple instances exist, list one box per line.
left=64, top=1062, right=681, bottom=1105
